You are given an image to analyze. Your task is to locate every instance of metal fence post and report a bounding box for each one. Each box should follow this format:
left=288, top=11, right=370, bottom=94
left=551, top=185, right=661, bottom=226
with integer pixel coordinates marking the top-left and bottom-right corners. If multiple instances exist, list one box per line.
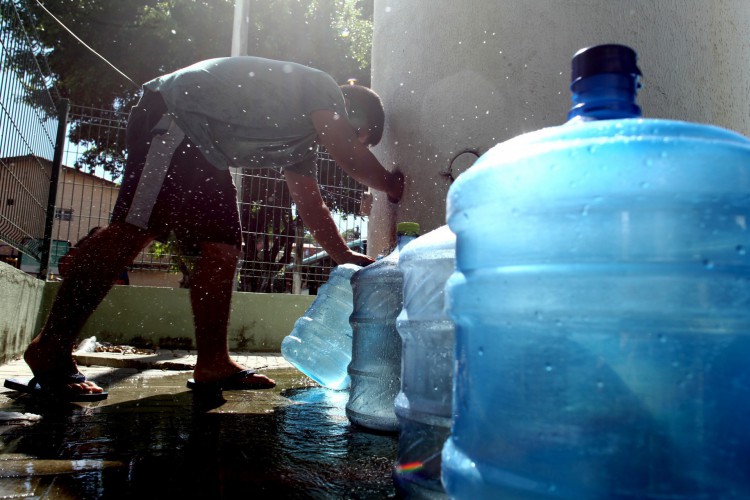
left=292, top=215, right=305, bottom=294
left=38, top=98, right=70, bottom=280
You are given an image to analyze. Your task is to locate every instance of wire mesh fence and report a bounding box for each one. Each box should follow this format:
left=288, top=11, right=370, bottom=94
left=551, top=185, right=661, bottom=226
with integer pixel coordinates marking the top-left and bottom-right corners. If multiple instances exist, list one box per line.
left=55, top=105, right=367, bottom=292
left=0, top=0, right=60, bottom=268
left=234, top=152, right=367, bottom=294
left=3, top=100, right=367, bottom=292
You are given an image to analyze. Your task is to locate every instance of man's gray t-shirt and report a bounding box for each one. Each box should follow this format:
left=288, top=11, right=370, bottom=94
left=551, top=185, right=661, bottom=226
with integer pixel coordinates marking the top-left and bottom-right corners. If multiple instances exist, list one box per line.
left=143, top=56, right=347, bottom=177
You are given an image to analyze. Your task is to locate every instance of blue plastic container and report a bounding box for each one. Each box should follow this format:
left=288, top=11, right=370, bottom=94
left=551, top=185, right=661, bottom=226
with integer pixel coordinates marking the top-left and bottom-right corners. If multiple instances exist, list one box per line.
left=394, top=225, right=455, bottom=498
left=347, top=222, right=420, bottom=432
left=442, top=44, right=750, bottom=498
left=281, top=263, right=360, bottom=390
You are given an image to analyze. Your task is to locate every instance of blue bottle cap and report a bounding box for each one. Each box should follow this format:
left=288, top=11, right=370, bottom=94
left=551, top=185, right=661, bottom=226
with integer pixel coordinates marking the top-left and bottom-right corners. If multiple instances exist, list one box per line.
left=571, top=44, right=641, bottom=84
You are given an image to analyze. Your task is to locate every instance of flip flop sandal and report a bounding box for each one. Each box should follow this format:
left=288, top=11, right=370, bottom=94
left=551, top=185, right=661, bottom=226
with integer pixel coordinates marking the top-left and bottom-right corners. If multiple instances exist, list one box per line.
left=4, top=372, right=108, bottom=402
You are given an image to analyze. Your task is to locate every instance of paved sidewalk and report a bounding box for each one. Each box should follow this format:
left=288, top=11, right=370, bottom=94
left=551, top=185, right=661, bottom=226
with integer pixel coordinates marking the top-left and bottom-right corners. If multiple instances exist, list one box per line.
left=0, top=350, right=398, bottom=500
left=0, top=348, right=399, bottom=499
left=0, top=349, right=293, bottom=394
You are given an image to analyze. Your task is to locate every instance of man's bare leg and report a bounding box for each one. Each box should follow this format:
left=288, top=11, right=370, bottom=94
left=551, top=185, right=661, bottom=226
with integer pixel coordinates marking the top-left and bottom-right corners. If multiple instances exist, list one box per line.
left=190, top=242, right=275, bottom=388
left=24, top=222, right=154, bottom=394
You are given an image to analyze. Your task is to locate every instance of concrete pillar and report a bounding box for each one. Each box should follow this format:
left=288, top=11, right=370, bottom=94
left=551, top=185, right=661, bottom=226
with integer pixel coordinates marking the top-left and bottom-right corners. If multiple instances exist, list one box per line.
left=368, top=0, right=750, bottom=254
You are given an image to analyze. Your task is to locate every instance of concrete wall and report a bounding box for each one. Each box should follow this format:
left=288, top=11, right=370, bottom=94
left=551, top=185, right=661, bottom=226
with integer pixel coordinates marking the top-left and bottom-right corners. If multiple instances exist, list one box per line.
left=0, top=261, right=44, bottom=364
left=1, top=262, right=314, bottom=360
left=37, top=283, right=314, bottom=352
left=368, top=0, right=750, bottom=253
left=127, top=269, right=183, bottom=288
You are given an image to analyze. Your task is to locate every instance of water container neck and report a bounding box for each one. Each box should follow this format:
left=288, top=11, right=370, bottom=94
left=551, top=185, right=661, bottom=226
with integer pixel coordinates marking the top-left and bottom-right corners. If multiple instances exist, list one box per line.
left=567, top=73, right=642, bottom=121
left=396, top=234, right=417, bottom=251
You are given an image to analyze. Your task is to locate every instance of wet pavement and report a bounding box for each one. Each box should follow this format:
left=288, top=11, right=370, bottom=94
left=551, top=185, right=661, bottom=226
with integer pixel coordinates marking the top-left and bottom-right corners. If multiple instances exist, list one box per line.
left=0, top=352, right=398, bottom=499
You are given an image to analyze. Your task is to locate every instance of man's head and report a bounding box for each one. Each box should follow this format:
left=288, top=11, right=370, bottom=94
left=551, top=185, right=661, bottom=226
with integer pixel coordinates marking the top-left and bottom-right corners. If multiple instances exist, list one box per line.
left=340, top=84, right=385, bottom=147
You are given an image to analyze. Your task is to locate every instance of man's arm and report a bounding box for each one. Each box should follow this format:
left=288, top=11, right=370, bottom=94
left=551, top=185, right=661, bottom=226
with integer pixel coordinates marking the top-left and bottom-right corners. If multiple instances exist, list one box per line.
left=284, top=170, right=375, bottom=266
left=311, top=109, right=403, bottom=203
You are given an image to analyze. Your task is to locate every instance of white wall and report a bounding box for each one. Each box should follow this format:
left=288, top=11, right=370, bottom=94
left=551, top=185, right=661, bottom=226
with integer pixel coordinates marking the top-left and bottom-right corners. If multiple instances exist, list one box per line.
left=368, top=0, right=750, bottom=252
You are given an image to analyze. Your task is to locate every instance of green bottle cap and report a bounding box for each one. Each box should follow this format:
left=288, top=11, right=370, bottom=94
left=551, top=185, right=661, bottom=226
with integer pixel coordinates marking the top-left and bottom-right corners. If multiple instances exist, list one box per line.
left=397, top=222, right=420, bottom=236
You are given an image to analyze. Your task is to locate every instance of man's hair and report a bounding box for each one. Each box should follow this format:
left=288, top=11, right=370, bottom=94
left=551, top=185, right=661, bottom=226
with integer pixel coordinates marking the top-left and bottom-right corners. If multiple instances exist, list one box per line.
left=340, top=84, right=385, bottom=147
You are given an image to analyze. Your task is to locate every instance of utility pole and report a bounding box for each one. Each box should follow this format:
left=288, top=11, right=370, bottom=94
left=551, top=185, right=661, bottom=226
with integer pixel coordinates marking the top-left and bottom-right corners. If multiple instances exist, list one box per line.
left=232, top=0, right=250, bottom=56
left=230, top=0, right=250, bottom=290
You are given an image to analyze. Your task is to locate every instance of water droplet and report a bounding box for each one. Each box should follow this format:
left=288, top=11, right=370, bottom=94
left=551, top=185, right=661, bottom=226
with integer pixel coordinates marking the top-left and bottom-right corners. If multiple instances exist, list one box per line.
left=703, top=259, right=715, bottom=270
left=477, top=347, right=484, bottom=356
left=545, top=363, right=553, bottom=372
left=737, top=245, right=746, bottom=256
left=596, top=380, right=604, bottom=389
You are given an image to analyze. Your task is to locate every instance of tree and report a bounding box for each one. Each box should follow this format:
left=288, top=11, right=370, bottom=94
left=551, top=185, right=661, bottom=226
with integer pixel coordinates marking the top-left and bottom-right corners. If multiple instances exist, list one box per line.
left=3, top=0, right=373, bottom=179
left=5, top=0, right=372, bottom=111
left=4, top=0, right=372, bottom=178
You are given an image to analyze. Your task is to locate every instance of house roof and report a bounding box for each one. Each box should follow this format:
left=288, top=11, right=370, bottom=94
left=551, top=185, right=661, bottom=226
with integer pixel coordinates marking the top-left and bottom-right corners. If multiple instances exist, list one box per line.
left=1, top=154, right=118, bottom=187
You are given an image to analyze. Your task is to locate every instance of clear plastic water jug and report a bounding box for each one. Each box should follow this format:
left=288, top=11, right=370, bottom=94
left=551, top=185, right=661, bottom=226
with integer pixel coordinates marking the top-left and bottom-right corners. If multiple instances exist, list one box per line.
left=393, top=225, right=455, bottom=498
left=281, top=263, right=360, bottom=390
left=346, top=222, right=420, bottom=432
left=442, top=44, right=750, bottom=498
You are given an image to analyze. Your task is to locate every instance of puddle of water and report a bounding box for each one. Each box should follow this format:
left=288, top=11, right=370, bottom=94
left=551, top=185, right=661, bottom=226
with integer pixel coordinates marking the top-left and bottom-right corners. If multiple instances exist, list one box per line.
left=0, top=368, right=398, bottom=499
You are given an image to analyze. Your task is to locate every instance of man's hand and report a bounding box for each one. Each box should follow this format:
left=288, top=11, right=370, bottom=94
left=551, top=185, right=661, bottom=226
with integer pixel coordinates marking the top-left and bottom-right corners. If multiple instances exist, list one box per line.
left=336, top=250, right=375, bottom=267
left=285, top=170, right=375, bottom=267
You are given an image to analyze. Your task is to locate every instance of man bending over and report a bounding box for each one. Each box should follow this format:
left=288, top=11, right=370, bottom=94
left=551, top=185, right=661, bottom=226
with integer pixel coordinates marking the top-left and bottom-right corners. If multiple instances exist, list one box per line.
left=7, top=56, right=403, bottom=400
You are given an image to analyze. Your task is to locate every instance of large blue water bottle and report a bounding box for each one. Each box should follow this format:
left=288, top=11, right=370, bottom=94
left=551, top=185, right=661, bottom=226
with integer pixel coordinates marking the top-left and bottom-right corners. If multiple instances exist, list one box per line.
left=281, top=263, right=360, bottom=390
left=346, top=222, right=420, bottom=432
left=394, top=225, right=455, bottom=498
left=442, top=44, right=750, bottom=498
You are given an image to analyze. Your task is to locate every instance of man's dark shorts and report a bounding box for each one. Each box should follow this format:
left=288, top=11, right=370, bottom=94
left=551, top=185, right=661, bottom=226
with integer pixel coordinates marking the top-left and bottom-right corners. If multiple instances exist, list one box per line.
left=112, top=91, right=242, bottom=253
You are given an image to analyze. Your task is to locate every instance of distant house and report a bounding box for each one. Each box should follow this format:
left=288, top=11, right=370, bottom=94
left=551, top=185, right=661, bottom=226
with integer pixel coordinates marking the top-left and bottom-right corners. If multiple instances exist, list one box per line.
left=0, top=155, right=121, bottom=276
left=55, top=163, right=120, bottom=247
left=0, top=155, right=50, bottom=259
